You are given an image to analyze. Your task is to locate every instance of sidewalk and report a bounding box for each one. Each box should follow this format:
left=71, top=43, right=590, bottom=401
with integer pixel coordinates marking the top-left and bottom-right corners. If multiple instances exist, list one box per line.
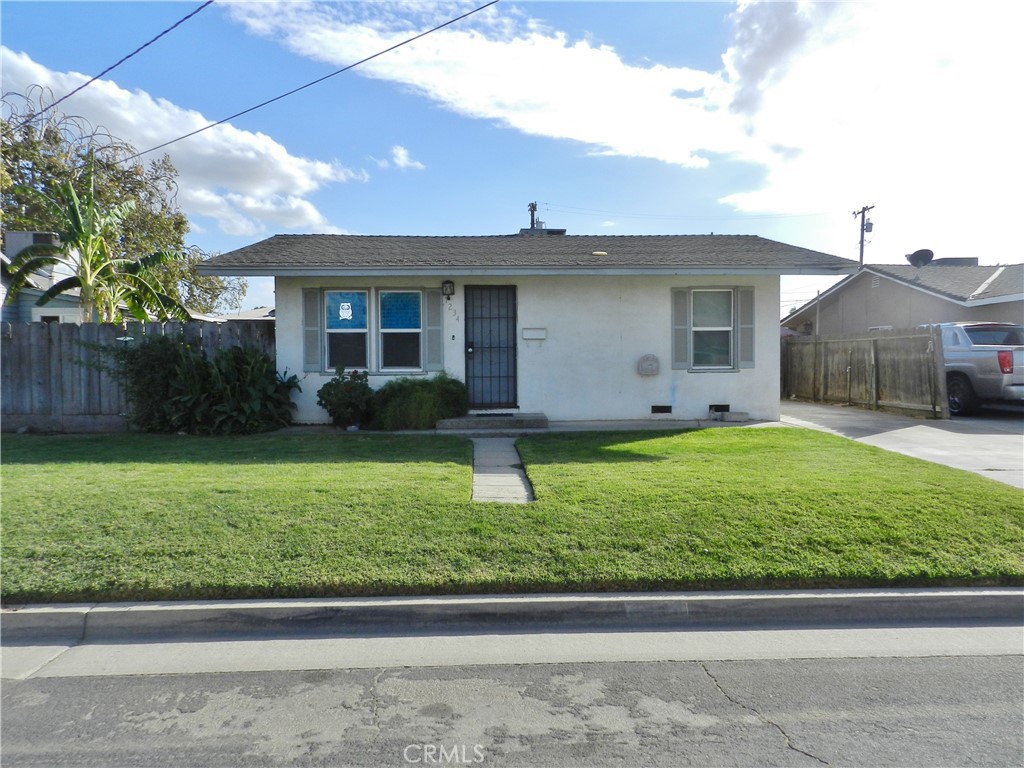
left=471, top=437, right=533, bottom=503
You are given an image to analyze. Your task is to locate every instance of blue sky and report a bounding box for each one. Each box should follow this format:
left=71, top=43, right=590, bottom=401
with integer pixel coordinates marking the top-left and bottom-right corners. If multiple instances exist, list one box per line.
left=3, top=1, right=1020, bottom=313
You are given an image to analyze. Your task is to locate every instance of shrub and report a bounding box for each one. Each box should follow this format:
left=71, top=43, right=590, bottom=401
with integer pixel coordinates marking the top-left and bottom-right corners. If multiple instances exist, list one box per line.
left=316, top=370, right=374, bottom=427
left=123, top=337, right=299, bottom=434
left=201, top=346, right=301, bottom=434
left=168, top=342, right=214, bottom=434
left=120, top=335, right=183, bottom=433
left=371, top=372, right=469, bottom=430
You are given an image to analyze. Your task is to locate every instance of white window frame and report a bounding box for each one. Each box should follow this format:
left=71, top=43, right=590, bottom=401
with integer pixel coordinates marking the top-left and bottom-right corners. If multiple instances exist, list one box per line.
left=691, top=288, right=734, bottom=369
left=378, top=289, right=423, bottom=371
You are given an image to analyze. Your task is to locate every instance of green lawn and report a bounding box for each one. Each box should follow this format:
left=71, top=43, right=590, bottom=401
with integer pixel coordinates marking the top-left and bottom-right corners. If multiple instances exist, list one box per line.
left=2, top=428, right=1022, bottom=603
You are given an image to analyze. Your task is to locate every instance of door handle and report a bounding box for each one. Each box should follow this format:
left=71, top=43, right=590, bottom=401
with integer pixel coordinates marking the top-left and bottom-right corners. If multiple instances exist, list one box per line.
left=466, top=343, right=474, bottom=355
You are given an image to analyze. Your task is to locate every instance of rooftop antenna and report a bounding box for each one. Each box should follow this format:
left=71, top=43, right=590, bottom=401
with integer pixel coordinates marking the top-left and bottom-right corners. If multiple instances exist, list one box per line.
left=528, top=201, right=537, bottom=229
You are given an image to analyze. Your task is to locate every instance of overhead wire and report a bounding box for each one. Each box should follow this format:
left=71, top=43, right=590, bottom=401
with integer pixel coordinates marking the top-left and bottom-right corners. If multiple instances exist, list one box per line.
left=15, top=0, right=217, bottom=130
left=126, top=0, right=500, bottom=162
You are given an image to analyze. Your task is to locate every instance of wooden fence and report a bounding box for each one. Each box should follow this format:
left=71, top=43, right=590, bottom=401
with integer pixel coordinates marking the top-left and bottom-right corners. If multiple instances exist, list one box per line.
left=1, top=321, right=275, bottom=432
left=782, top=327, right=948, bottom=417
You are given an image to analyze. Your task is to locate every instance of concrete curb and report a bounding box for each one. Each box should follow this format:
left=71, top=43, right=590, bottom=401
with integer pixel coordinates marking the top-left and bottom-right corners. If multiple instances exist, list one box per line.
left=3, top=588, right=1021, bottom=640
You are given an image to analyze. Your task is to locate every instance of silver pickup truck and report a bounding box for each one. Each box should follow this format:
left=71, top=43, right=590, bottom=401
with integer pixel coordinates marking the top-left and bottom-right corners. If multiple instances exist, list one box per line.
left=933, top=322, right=1024, bottom=415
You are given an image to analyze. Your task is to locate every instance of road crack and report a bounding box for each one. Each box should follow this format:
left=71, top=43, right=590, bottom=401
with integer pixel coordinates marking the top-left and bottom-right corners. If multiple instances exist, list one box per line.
left=699, top=661, right=830, bottom=766
left=366, top=668, right=388, bottom=738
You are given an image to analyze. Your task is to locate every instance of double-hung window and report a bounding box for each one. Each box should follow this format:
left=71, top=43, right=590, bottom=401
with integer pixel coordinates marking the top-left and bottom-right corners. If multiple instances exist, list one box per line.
left=325, top=290, right=368, bottom=369
left=672, top=287, right=755, bottom=370
left=379, top=291, right=422, bottom=369
left=692, top=289, right=733, bottom=368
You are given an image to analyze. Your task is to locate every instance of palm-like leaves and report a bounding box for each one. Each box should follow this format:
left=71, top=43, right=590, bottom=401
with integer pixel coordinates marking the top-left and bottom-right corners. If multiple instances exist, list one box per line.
left=5, top=161, right=190, bottom=322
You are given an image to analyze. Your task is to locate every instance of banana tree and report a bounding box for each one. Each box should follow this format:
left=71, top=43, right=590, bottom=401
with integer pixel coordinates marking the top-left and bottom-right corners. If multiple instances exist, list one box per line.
left=5, top=161, right=190, bottom=322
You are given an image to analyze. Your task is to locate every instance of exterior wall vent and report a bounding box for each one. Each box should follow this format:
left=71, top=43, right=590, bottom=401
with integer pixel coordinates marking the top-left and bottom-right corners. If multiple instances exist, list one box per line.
left=651, top=405, right=672, bottom=414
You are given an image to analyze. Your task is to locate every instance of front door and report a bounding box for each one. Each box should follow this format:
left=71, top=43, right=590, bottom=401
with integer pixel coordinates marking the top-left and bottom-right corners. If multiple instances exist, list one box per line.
left=465, top=285, right=517, bottom=408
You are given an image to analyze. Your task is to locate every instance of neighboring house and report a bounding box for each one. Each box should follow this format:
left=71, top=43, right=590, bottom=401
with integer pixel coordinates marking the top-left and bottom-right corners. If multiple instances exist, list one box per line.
left=188, top=307, right=276, bottom=323
left=782, top=259, right=1024, bottom=337
left=200, top=228, right=855, bottom=423
left=223, top=306, right=275, bottom=321
left=1, top=232, right=88, bottom=324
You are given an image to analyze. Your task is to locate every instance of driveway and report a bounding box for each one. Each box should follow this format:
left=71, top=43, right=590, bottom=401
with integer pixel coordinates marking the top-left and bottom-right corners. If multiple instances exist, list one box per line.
left=780, top=400, right=1024, bottom=489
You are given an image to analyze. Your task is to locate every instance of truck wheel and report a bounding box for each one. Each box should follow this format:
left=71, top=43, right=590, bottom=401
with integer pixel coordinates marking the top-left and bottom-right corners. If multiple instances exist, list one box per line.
left=947, top=374, right=979, bottom=416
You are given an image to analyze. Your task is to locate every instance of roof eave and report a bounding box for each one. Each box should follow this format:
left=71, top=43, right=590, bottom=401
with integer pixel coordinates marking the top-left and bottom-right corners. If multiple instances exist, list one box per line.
left=963, top=292, right=1024, bottom=307
left=198, top=264, right=857, bottom=278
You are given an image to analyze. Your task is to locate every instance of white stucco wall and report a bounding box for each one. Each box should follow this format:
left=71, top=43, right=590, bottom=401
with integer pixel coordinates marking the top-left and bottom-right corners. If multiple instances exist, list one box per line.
left=276, top=274, right=781, bottom=424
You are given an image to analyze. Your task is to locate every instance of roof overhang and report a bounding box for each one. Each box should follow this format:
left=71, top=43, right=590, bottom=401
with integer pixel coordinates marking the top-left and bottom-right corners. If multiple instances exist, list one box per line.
left=962, top=292, right=1024, bottom=307
left=198, top=264, right=857, bottom=278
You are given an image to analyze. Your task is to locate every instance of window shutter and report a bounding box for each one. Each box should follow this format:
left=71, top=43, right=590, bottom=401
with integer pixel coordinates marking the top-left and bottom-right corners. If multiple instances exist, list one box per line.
left=671, top=288, right=690, bottom=369
left=738, top=287, right=755, bottom=368
left=423, top=288, right=443, bottom=371
left=302, top=289, right=322, bottom=372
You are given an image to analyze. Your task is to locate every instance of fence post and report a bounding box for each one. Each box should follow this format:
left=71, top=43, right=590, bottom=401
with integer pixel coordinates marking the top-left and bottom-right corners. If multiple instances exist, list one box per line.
left=813, top=337, right=821, bottom=402
left=51, top=322, right=66, bottom=431
left=931, top=326, right=949, bottom=418
left=780, top=338, right=788, bottom=398
left=869, top=338, right=879, bottom=409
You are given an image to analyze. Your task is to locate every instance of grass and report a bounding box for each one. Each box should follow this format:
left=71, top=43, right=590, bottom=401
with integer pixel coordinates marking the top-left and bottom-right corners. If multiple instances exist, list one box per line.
left=2, top=428, right=1022, bottom=603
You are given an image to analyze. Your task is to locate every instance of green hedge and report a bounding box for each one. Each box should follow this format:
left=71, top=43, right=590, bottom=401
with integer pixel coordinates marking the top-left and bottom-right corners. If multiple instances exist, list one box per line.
left=317, top=371, right=469, bottom=430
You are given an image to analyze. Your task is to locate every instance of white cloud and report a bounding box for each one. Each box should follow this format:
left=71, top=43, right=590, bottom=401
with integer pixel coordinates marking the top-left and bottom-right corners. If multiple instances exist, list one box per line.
left=370, top=145, right=426, bottom=170
left=390, top=145, right=425, bottom=170
left=225, top=0, right=753, bottom=170
left=720, top=1, right=1023, bottom=264
left=225, top=1, right=1022, bottom=267
left=1, top=47, right=364, bottom=240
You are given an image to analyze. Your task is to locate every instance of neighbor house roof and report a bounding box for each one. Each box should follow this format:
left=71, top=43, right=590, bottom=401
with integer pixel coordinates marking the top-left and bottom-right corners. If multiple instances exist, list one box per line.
left=199, top=234, right=856, bottom=277
left=782, top=262, right=1024, bottom=329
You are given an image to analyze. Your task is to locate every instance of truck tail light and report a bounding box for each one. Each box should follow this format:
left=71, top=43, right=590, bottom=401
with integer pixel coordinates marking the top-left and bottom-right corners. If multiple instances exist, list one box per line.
left=998, top=350, right=1013, bottom=374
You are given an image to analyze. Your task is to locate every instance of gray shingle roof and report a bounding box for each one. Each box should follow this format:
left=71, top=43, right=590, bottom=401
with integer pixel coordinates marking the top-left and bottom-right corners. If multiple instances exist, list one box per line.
left=868, top=264, right=1024, bottom=302
left=200, top=234, right=855, bottom=276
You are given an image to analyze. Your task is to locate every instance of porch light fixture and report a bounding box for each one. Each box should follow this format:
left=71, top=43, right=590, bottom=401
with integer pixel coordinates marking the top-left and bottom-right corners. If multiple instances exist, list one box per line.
left=441, top=280, right=455, bottom=300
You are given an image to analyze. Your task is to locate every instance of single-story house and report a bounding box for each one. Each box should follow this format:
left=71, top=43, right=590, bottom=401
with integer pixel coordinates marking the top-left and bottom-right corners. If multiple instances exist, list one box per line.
left=200, top=228, right=856, bottom=424
left=782, top=259, right=1024, bottom=337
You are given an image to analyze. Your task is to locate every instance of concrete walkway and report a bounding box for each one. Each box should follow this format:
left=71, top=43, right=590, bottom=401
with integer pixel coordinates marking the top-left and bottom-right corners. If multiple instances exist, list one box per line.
left=780, top=400, right=1024, bottom=488
left=471, top=437, right=533, bottom=503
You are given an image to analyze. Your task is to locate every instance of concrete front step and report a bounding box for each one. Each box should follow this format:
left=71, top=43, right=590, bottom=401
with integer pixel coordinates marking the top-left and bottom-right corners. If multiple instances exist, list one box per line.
left=437, top=413, right=549, bottom=431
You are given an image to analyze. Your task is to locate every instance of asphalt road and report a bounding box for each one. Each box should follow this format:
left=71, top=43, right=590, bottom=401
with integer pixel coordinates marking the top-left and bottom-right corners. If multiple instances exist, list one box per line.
left=3, top=624, right=1022, bottom=768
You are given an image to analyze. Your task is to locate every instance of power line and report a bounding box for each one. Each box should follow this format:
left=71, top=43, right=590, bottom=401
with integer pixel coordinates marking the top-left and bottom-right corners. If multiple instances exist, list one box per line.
left=16, top=0, right=216, bottom=130
left=127, top=0, right=500, bottom=162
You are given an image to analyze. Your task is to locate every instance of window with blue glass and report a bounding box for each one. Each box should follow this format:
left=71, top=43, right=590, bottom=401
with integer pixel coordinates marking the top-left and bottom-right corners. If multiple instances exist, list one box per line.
left=325, top=290, right=368, bottom=369
left=379, top=291, right=422, bottom=368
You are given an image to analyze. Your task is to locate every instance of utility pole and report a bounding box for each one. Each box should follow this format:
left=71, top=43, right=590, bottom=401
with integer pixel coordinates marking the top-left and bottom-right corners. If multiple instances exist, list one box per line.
left=528, top=201, right=538, bottom=229
left=853, top=204, right=874, bottom=265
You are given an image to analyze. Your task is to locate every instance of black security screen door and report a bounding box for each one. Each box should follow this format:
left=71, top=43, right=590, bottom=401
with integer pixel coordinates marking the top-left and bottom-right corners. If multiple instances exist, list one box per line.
left=465, top=285, right=518, bottom=408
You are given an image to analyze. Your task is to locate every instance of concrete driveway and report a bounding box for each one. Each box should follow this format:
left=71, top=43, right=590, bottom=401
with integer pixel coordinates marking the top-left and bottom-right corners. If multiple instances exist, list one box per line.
left=780, top=400, right=1024, bottom=489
